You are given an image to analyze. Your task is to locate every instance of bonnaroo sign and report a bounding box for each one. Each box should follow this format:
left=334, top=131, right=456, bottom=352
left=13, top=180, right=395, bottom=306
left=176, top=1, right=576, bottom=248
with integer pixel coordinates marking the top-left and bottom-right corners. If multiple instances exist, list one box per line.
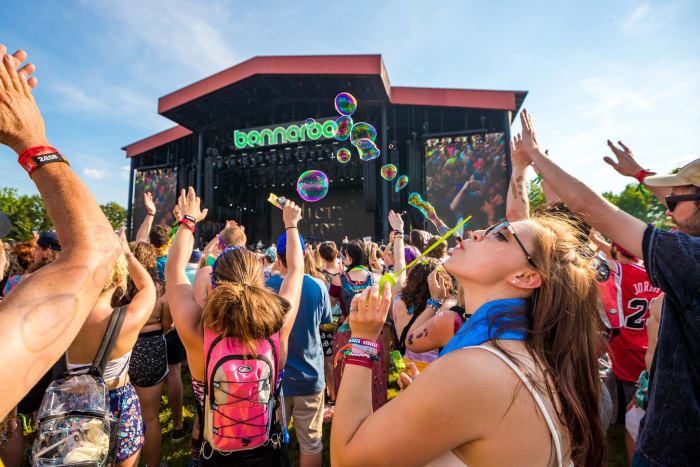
left=233, top=118, right=337, bottom=149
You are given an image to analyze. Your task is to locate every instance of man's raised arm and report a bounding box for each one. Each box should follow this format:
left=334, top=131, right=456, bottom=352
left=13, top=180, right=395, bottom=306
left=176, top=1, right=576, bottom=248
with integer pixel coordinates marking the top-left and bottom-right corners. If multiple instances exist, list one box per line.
left=0, top=44, right=120, bottom=417
left=518, top=109, right=647, bottom=259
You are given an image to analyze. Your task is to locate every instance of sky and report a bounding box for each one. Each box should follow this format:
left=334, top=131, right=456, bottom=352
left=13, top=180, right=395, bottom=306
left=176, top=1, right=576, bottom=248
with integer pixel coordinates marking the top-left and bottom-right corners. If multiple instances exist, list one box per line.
left=0, top=0, right=698, bottom=207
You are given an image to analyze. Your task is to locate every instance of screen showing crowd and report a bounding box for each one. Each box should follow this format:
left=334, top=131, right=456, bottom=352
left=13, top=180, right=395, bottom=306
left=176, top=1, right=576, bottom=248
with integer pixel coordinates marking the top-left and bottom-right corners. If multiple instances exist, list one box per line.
left=425, top=133, right=508, bottom=232
left=132, top=168, right=178, bottom=228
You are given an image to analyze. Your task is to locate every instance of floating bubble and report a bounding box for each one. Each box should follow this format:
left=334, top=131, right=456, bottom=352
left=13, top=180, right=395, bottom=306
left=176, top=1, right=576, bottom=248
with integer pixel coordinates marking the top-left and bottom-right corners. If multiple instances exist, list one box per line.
left=395, top=175, right=408, bottom=192
left=380, top=164, right=397, bottom=181
left=305, top=118, right=316, bottom=129
left=408, top=192, right=450, bottom=235
left=357, top=138, right=380, bottom=161
left=296, top=170, right=329, bottom=202
left=389, top=144, right=394, bottom=150
left=350, top=122, right=377, bottom=146
left=445, top=157, right=457, bottom=166
left=334, top=116, right=353, bottom=141
left=334, top=92, right=357, bottom=116
left=336, top=148, right=352, bottom=164
left=144, top=184, right=151, bottom=190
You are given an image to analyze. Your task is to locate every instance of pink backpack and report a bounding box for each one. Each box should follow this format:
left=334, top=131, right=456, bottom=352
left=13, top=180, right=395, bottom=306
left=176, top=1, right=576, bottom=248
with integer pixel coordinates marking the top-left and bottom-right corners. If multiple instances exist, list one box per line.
left=202, top=327, right=282, bottom=452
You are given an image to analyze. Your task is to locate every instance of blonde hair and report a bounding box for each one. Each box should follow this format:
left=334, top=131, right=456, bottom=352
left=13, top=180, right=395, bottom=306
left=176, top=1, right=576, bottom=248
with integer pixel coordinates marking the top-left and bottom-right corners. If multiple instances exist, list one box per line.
left=101, top=253, right=128, bottom=298
left=203, top=248, right=290, bottom=355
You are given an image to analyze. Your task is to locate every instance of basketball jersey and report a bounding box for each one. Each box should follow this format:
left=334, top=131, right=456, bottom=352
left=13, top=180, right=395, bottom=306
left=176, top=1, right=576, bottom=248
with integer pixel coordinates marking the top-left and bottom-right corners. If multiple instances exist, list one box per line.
left=599, top=262, right=662, bottom=382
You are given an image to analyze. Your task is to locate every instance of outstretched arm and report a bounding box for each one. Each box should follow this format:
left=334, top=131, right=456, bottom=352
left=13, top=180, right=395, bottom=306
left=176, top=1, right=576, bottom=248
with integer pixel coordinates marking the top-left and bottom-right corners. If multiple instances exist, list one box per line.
left=519, top=110, right=647, bottom=259
left=505, top=134, right=530, bottom=222
left=388, top=210, right=406, bottom=294
left=276, top=202, right=304, bottom=349
left=0, top=46, right=120, bottom=418
left=135, top=192, right=156, bottom=242
left=604, top=140, right=670, bottom=202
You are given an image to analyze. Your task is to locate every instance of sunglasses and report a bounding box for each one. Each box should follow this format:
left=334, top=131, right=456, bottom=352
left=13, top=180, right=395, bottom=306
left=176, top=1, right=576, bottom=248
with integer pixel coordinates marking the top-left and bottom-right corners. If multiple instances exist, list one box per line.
left=484, top=222, right=537, bottom=269
left=665, top=193, right=700, bottom=212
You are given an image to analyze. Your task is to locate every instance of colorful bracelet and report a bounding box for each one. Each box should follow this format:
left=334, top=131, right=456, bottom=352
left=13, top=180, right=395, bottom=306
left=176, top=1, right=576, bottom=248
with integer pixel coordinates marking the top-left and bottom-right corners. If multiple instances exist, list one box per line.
left=17, top=146, right=69, bottom=175
left=344, top=355, right=374, bottom=369
left=426, top=297, right=443, bottom=310
left=635, top=169, right=654, bottom=184
left=178, top=219, right=195, bottom=234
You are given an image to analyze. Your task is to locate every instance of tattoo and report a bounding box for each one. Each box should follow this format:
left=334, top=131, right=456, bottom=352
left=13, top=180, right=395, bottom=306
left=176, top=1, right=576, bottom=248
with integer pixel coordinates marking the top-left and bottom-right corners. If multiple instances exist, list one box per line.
left=407, top=334, right=414, bottom=346
left=515, top=176, right=525, bottom=202
left=511, top=180, right=518, bottom=199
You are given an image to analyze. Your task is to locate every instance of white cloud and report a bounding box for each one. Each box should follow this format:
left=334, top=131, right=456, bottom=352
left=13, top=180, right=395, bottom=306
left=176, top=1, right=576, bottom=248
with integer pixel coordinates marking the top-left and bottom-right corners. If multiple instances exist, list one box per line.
left=120, top=165, right=130, bottom=180
left=83, top=168, right=105, bottom=179
left=623, top=2, right=652, bottom=32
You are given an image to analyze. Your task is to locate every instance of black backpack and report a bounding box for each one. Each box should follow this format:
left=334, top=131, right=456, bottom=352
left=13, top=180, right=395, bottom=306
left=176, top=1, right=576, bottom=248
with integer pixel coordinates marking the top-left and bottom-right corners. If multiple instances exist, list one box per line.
left=31, top=306, right=128, bottom=467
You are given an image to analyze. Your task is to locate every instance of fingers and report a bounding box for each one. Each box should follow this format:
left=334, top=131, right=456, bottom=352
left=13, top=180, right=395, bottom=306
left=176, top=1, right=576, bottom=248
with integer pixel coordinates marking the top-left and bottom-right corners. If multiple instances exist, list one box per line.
left=0, top=53, right=12, bottom=91
left=200, top=208, right=208, bottom=221
left=406, top=361, right=419, bottom=379
left=606, top=140, right=622, bottom=156
left=618, top=141, right=632, bottom=154
left=603, top=156, right=617, bottom=168
left=397, top=372, right=412, bottom=390
left=4, top=55, right=23, bottom=93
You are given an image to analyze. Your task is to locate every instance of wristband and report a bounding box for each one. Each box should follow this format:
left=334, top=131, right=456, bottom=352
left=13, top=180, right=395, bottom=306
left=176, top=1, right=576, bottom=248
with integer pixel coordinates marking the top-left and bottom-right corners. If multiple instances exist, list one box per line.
left=183, top=214, right=197, bottom=224
left=178, top=219, right=195, bottom=234
left=635, top=170, right=654, bottom=184
left=146, top=212, right=155, bottom=217
left=285, top=225, right=297, bottom=231
left=426, top=297, right=443, bottom=310
left=17, top=146, right=69, bottom=175
left=343, top=355, right=374, bottom=369
left=125, top=252, right=134, bottom=258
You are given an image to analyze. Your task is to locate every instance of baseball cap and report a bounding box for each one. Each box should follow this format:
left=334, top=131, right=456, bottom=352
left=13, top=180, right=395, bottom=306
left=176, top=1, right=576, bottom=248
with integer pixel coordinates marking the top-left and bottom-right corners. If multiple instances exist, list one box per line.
left=189, top=249, right=202, bottom=264
left=37, top=231, right=61, bottom=251
left=644, top=158, right=700, bottom=188
left=275, top=231, right=305, bottom=257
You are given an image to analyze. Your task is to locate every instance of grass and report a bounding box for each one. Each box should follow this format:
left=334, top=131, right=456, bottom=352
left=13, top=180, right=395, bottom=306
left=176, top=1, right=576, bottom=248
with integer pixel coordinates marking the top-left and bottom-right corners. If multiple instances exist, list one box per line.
left=14, top=367, right=627, bottom=467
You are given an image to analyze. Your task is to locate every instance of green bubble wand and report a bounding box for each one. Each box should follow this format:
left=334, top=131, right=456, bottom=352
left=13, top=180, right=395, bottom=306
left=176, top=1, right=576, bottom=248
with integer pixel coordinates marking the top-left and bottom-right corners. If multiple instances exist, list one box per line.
left=377, top=215, right=471, bottom=297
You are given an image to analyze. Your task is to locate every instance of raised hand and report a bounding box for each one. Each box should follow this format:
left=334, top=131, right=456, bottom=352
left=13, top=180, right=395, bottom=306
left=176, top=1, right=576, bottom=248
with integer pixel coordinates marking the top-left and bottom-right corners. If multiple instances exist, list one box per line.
left=143, top=192, right=156, bottom=215
left=519, top=109, right=540, bottom=155
left=388, top=210, right=404, bottom=232
left=0, top=45, right=47, bottom=154
left=177, top=187, right=208, bottom=223
left=510, top=133, right=530, bottom=170
left=604, top=140, right=649, bottom=178
left=118, top=227, right=131, bottom=254
left=2, top=47, right=38, bottom=89
left=282, top=199, right=302, bottom=228
left=348, top=281, right=392, bottom=341
left=172, top=203, right=182, bottom=222
left=427, top=267, right=447, bottom=300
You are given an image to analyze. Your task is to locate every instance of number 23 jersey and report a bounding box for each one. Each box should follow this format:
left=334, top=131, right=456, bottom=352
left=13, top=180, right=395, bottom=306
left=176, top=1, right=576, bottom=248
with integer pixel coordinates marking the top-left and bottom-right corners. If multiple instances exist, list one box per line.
left=599, top=262, right=663, bottom=382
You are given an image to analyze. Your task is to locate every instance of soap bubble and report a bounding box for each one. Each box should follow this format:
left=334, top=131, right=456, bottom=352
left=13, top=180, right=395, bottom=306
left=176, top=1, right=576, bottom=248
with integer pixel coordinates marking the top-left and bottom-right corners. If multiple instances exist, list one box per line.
left=389, top=144, right=394, bottom=150
left=296, top=170, right=329, bottom=202
left=380, top=164, right=397, bottom=181
left=445, top=157, right=457, bottom=166
left=305, top=118, right=316, bottom=129
left=333, top=116, right=353, bottom=141
left=350, top=122, right=377, bottom=146
left=357, top=138, right=380, bottom=161
left=334, top=92, right=357, bottom=116
left=336, top=148, right=352, bottom=163
left=395, top=175, right=408, bottom=192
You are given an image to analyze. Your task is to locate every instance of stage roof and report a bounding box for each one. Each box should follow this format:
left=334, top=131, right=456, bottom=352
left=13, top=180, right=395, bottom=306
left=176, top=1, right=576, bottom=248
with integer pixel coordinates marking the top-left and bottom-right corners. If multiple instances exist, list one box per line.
left=123, top=54, right=527, bottom=158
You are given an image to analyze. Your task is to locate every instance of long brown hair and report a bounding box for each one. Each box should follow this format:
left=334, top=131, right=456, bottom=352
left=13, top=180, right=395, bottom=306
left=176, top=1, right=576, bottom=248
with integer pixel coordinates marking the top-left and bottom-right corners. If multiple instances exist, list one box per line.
left=493, top=213, right=607, bottom=465
left=113, top=241, right=163, bottom=307
left=203, top=248, right=290, bottom=355
left=304, top=246, right=326, bottom=283
left=401, top=258, right=449, bottom=317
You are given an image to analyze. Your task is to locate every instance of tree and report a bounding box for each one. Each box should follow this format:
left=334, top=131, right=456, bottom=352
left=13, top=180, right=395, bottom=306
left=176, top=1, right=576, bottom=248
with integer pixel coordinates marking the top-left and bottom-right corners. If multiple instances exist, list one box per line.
left=527, top=180, right=546, bottom=213
left=0, top=187, right=52, bottom=240
left=603, top=183, right=673, bottom=230
left=101, top=202, right=127, bottom=230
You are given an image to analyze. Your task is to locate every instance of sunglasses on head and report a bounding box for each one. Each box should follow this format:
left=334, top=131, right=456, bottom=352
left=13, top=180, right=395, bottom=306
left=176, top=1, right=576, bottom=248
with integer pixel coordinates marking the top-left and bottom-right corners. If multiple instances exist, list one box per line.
left=665, top=193, right=700, bottom=212
left=484, top=221, right=537, bottom=269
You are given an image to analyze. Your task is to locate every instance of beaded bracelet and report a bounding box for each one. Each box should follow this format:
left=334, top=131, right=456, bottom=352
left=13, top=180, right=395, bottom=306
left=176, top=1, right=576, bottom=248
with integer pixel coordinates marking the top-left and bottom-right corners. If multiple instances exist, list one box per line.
left=426, top=297, right=443, bottom=310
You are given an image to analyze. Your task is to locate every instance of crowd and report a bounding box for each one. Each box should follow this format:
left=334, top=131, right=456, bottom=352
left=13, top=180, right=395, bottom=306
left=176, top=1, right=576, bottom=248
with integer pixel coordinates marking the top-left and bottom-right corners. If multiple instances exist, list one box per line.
left=0, top=43, right=698, bottom=467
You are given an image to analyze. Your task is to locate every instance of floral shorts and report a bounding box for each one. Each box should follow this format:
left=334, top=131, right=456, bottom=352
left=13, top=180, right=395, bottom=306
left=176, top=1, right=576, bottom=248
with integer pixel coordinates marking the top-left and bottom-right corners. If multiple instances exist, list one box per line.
left=109, top=383, right=144, bottom=462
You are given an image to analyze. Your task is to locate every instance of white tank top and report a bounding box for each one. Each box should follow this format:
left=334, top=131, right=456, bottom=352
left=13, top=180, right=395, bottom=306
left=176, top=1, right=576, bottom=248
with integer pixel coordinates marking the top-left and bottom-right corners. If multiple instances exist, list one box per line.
left=424, top=345, right=572, bottom=467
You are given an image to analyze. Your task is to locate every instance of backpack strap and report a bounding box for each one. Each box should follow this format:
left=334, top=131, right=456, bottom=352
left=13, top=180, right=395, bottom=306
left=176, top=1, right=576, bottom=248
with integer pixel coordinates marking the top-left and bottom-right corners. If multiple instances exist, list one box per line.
left=89, top=305, right=128, bottom=377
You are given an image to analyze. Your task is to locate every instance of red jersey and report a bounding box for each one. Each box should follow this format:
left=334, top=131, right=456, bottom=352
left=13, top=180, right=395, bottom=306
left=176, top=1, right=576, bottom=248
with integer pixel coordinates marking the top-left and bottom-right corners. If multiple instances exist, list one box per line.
left=599, top=262, right=662, bottom=382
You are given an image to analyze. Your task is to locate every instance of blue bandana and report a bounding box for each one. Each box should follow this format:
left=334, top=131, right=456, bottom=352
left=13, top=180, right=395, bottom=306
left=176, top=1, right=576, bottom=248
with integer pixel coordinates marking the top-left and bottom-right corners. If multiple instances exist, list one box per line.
left=438, top=298, right=527, bottom=358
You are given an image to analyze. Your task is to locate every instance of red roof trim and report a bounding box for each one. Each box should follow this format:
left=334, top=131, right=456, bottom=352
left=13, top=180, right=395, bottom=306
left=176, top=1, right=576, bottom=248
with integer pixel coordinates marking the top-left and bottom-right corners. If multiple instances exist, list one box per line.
left=122, top=125, right=192, bottom=158
left=390, top=86, right=519, bottom=111
left=158, top=54, right=387, bottom=114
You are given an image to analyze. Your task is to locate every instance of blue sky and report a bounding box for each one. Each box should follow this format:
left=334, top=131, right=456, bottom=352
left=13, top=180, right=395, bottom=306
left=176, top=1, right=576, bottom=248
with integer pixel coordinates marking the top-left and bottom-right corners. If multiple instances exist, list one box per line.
left=1, top=0, right=698, bottom=207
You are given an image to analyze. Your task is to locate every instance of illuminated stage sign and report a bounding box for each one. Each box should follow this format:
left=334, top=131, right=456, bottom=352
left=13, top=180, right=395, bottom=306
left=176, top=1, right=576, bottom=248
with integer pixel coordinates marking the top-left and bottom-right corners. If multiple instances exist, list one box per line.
left=233, top=118, right=337, bottom=149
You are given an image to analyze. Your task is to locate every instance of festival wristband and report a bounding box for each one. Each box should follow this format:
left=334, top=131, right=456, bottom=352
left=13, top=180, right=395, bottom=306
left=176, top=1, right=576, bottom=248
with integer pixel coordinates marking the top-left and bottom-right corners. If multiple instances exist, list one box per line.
left=426, top=297, right=443, bottom=310
left=178, top=219, right=195, bottom=234
left=344, top=355, right=374, bottom=369
left=183, top=214, right=197, bottom=224
left=635, top=170, right=654, bottom=184
left=348, top=337, right=379, bottom=348
left=17, top=146, right=69, bottom=175
left=146, top=212, right=155, bottom=217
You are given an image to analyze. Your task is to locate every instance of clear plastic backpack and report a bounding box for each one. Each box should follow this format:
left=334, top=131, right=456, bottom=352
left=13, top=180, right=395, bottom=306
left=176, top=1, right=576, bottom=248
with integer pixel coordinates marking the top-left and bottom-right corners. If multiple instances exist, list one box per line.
left=31, top=306, right=127, bottom=466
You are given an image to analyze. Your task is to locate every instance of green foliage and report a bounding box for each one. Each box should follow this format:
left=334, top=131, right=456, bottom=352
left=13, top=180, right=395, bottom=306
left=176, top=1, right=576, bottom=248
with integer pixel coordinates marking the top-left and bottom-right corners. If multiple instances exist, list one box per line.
left=603, top=183, right=673, bottom=230
left=527, top=180, right=546, bottom=213
left=0, top=187, right=52, bottom=240
left=101, top=202, right=127, bottom=230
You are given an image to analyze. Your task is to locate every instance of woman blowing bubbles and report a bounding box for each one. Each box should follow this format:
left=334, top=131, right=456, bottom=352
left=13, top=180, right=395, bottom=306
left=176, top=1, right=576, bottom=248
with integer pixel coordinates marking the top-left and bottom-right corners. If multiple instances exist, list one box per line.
left=331, top=215, right=607, bottom=466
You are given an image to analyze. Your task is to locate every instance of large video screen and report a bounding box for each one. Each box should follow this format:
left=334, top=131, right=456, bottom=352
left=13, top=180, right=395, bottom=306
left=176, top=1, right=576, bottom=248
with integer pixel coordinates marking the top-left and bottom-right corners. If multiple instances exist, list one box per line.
left=132, top=168, right=178, bottom=232
left=425, top=133, right=508, bottom=232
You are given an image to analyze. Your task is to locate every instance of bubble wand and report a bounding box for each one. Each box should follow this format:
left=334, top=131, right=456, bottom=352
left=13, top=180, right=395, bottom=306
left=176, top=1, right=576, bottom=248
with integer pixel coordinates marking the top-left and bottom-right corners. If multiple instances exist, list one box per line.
left=377, top=215, right=471, bottom=298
